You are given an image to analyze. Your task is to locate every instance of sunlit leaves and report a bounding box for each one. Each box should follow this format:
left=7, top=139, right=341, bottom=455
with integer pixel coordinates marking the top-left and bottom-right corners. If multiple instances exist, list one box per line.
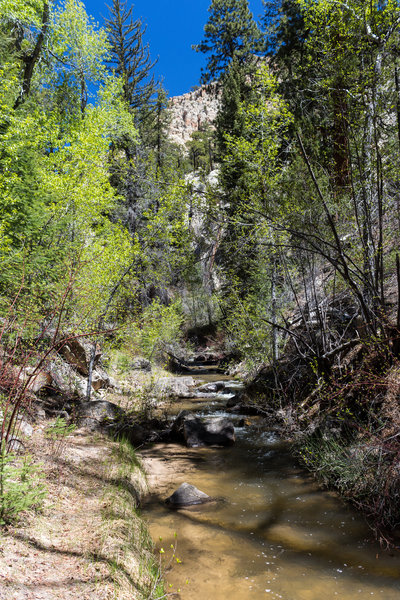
left=52, top=0, right=110, bottom=80
left=0, top=0, right=45, bottom=26
left=224, top=65, right=293, bottom=215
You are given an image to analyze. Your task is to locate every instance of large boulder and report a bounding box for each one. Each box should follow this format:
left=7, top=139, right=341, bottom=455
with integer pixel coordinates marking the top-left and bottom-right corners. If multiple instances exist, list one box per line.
left=76, top=400, right=156, bottom=446
left=165, top=483, right=211, bottom=507
left=25, top=369, right=52, bottom=394
left=154, top=376, right=195, bottom=398
left=172, top=411, right=235, bottom=447
left=49, top=358, right=92, bottom=399
left=130, top=357, right=151, bottom=372
left=77, top=400, right=125, bottom=431
left=16, top=418, right=33, bottom=437
left=196, top=381, right=225, bottom=394
left=58, top=337, right=101, bottom=376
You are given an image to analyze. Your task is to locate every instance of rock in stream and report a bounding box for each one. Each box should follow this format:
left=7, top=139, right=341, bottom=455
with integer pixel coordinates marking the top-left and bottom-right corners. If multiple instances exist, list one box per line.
left=172, top=411, right=236, bottom=447
left=166, top=483, right=211, bottom=507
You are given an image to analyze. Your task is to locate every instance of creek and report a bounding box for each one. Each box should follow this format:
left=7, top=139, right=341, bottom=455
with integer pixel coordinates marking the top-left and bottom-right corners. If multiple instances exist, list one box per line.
left=141, top=369, right=400, bottom=600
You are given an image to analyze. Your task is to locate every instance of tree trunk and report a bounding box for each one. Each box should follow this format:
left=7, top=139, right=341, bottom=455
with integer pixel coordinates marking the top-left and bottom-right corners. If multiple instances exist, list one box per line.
left=271, top=252, right=279, bottom=364
left=14, top=3, right=49, bottom=109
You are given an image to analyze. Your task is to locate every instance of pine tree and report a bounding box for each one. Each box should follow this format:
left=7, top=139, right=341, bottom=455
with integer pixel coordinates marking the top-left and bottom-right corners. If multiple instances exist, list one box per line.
left=263, top=0, right=350, bottom=189
left=105, top=0, right=157, bottom=113
left=186, top=124, right=215, bottom=173
left=192, top=0, right=262, bottom=83
left=213, top=57, right=259, bottom=302
left=215, top=56, right=254, bottom=160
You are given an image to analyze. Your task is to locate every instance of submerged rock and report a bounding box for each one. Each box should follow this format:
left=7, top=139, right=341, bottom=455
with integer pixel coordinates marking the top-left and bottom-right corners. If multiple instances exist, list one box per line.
left=171, top=411, right=235, bottom=447
left=166, top=482, right=211, bottom=507
left=196, top=381, right=225, bottom=394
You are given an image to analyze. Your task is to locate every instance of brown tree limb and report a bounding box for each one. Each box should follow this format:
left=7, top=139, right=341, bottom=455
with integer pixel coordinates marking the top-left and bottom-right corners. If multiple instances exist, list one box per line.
left=14, top=2, right=49, bottom=109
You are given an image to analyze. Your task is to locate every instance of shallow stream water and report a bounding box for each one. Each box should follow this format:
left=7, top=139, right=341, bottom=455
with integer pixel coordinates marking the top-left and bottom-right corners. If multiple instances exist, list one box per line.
left=141, top=370, right=400, bottom=600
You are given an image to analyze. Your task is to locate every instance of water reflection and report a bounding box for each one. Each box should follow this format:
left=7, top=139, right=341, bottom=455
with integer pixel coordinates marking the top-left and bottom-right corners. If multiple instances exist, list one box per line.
left=141, top=375, right=400, bottom=600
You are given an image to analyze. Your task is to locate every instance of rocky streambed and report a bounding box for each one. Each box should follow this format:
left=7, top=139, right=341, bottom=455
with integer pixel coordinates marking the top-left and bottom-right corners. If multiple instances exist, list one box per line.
left=140, top=369, right=400, bottom=600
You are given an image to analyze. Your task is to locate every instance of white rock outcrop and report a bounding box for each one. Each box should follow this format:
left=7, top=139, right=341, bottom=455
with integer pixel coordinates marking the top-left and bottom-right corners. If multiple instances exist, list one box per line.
left=168, top=83, right=221, bottom=147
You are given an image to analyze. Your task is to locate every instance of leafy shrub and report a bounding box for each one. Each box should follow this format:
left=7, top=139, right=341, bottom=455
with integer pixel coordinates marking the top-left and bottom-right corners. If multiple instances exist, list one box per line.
left=126, top=300, right=184, bottom=363
left=0, top=447, right=46, bottom=525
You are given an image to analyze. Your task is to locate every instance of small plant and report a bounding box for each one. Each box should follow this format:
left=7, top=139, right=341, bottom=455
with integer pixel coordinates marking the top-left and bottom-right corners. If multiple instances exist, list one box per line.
left=0, top=444, right=46, bottom=525
left=147, top=532, right=185, bottom=599
left=115, top=351, right=133, bottom=374
left=44, top=416, right=76, bottom=457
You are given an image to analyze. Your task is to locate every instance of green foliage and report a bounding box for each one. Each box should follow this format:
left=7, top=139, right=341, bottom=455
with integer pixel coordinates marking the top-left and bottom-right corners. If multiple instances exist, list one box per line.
left=186, top=124, right=215, bottom=173
left=193, top=0, right=262, bottom=83
left=263, top=0, right=308, bottom=108
left=216, top=65, right=294, bottom=361
left=141, top=177, right=193, bottom=278
left=51, top=0, right=110, bottom=112
left=297, top=430, right=400, bottom=531
left=224, top=291, right=272, bottom=366
left=101, top=438, right=165, bottom=599
left=0, top=0, right=44, bottom=24
left=0, top=0, right=47, bottom=66
left=298, top=433, right=367, bottom=494
left=111, top=436, right=143, bottom=474
left=0, top=447, right=46, bottom=525
left=0, top=0, right=193, bottom=376
left=223, top=65, right=293, bottom=201
left=215, top=56, right=253, bottom=159
left=130, top=300, right=185, bottom=362
left=0, top=51, right=138, bottom=314
left=44, top=417, right=76, bottom=457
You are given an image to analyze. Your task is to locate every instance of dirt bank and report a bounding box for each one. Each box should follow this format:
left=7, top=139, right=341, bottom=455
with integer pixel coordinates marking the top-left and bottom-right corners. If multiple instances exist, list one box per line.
left=0, top=426, right=161, bottom=600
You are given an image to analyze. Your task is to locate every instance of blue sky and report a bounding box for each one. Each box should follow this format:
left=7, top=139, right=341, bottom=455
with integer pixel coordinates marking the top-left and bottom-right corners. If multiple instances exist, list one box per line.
left=83, top=0, right=265, bottom=97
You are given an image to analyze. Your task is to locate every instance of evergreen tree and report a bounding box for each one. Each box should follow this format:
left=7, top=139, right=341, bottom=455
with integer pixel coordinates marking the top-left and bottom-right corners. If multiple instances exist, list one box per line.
left=192, top=0, right=262, bottom=83
left=186, top=124, right=215, bottom=173
left=215, top=56, right=255, bottom=159
left=105, top=0, right=157, bottom=113
left=263, top=0, right=350, bottom=190
left=221, top=65, right=292, bottom=362
left=263, top=0, right=307, bottom=80
left=213, top=57, right=259, bottom=302
left=192, top=1, right=263, bottom=303
left=146, top=84, right=170, bottom=172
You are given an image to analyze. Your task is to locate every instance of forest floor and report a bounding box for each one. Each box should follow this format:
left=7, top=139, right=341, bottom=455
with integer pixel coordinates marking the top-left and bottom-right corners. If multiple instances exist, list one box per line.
left=0, top=423, right=160, bottom=600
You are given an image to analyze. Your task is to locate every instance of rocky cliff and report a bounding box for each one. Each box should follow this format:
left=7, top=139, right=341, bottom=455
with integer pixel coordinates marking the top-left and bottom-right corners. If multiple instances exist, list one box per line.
left=168, top=83, right=221, bottom=147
